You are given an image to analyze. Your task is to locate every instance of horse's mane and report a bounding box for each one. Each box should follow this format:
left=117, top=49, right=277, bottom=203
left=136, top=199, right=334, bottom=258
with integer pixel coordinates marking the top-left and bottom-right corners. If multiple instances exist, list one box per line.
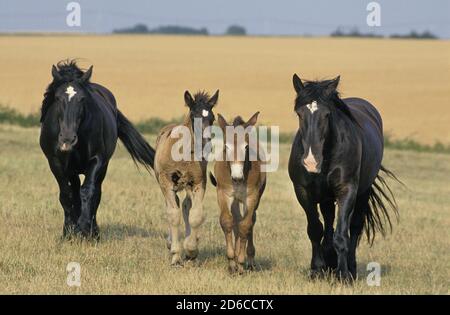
left=192, top=91, right=211, bottom=104
left=232, top=116, right=245, bottom=127
left=294, top=79, right=357, bottom=124
left=40, top=60, right=90, bottom=122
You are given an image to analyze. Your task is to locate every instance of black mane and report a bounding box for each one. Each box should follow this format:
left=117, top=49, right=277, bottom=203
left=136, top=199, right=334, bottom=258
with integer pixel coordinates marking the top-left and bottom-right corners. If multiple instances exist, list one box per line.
left=294, top=79, right=357, bottom=123
left=193, top=91, right=211, bottom=104
left=40, top=60, right=90, bottom=122
left=232, top=116, right=245, bottom=126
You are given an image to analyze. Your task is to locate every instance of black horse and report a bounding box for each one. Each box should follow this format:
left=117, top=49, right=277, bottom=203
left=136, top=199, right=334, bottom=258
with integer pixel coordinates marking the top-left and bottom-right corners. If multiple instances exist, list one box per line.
left=288, top=74, right=399, bottom=281
left=40, top=60, right=155, bottom=239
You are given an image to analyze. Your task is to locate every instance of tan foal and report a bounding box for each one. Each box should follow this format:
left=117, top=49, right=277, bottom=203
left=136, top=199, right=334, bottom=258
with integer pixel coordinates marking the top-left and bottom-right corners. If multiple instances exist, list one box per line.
left=154, top=90, right=219, bottom=265
left=210, top=112, right=266, bottom=273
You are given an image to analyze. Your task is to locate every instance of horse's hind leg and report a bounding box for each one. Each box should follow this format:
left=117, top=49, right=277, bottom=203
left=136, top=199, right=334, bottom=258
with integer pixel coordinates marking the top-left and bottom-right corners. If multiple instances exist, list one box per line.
left=320, top=200, right=337, bottom=270
left=183, top=184, right=205, bottom=260
left=348, top=192, right=369, bottom=279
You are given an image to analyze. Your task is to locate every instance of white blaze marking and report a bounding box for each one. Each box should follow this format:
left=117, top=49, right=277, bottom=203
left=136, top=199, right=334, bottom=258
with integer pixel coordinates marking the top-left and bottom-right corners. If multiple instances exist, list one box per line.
left=65, top=86, right=77, bottom=101
left=304, top=147, right=318, bottom=172
left=306, top=101, right=318, bottom=114
left=230, top=163, right=244, bottom=179
left=202, top=109, right=209, bottom=117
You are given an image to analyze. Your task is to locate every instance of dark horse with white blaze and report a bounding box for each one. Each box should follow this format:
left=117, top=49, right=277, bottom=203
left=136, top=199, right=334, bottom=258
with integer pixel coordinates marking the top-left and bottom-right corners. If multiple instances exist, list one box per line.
left=288, top=74, right=399, bottom=281
left=40, top=61, right=155, bottom=239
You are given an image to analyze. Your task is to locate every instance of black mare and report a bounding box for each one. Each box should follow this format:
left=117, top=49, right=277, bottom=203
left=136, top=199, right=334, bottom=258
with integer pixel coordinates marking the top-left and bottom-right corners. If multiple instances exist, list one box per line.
left=40, top=61, right=155, bottom=239
left=288, top=74, right=399, bottom=281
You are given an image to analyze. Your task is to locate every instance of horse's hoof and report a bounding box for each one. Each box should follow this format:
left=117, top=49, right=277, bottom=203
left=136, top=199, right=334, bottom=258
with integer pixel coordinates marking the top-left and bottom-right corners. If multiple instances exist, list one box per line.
left=170, top=254, right=183, bottom=267
left=185, top=248, right=199, bottom=261
left=336, top=270, right=355, bottom=284
left=228, top=260, right=238, bottom=274
left=246, top=259, right=256, bottom=271
left=309, top=269, right=325, bottom=280
left=236, top=263, right=245, bottom=275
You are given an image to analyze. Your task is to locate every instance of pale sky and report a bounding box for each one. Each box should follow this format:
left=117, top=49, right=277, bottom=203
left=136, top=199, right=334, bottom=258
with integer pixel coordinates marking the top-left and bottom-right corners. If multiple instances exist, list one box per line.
left=0, top=0, right=449, bottom=38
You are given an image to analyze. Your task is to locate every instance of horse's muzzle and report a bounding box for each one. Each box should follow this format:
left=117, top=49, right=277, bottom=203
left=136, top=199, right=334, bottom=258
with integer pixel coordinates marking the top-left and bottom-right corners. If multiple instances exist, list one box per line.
left=59, top=135, right=78, bottom=152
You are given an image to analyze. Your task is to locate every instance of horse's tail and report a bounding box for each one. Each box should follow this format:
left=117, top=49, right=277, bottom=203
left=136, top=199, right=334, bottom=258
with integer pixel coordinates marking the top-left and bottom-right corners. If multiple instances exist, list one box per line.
left=209, top=172, right=217, bottom=187
left=365, top=165, right=402, bottom=245
left=117, top=110, right=155, bottom=173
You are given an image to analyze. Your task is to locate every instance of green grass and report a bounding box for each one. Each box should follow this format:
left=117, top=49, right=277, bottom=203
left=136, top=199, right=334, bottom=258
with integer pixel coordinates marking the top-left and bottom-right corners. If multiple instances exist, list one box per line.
left=1, top=105, right=448, bottom=154
left=0, top=124, right=449, bottom=294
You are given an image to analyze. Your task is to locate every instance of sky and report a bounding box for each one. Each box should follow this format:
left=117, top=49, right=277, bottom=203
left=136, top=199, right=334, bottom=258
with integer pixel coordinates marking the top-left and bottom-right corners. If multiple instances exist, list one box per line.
left=0, top=0, right=449, bottom=38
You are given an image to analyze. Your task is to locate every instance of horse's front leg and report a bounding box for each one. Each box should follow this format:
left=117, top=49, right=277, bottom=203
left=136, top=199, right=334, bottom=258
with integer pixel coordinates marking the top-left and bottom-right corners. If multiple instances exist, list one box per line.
left=76, top=156, right=108, bottom=239
left=183, top=184, right=205, bottom=260
left=334, top=185, right=358, bottom=282
left=293, top=185, right=325, bottom=278
left=49, top=159, right=79, bottom=238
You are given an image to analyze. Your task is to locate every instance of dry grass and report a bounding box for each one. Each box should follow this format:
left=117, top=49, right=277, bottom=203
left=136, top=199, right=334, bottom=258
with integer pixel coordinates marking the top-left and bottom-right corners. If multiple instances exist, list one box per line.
left=0, top=35, right=449, bottom=144
left=0, top=124, right=449, bottom=294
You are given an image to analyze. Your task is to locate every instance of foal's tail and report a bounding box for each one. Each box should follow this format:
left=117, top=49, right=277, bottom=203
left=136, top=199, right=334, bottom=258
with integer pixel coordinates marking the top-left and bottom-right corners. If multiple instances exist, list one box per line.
left=117, top=110, right=155, bottom=173
left=365, top=165, right=402, bottom=245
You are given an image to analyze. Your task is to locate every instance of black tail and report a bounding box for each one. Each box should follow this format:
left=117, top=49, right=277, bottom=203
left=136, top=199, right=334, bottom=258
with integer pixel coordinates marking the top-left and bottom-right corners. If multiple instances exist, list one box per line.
left=365, top=165, right=402, bottom=245
left=209, top=172, right=217, bottom=187
left=117, top=110, right=155, bottom=172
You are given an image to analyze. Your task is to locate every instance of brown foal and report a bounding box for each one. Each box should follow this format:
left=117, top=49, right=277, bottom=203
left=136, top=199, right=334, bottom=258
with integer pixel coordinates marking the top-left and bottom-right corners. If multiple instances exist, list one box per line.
left=210, top=112, right=266, bottom=273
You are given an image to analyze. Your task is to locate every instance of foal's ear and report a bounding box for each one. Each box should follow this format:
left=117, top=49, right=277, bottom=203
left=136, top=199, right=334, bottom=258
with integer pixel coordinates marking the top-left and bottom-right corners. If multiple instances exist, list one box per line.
left=325, top=75, right=340, bottom=95
left=292, top=73, right=304, bottom=93
left=217, top=113, right=228, bottom=131
left=246, top=111, right=260, bottom=127
left=51, top=65, right=62, bottom=81
left=184, top=90, right=195, bottom=108
left=80, top=65, right=93, bottom=83
left=208, top=89, right=219, bottom=108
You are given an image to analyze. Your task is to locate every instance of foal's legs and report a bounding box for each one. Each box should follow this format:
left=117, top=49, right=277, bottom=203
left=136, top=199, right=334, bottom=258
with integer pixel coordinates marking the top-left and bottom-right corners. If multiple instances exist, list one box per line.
left=183, top=184, right=205, bottom=260
left=320, top=200, right=337, bottom=269
left=236, top=197, right=258, bottom=274
left=218, top=193, right=236, bottom=272
left=160, top=178, right=182, bottom=265
left=182, top=194, right=192, bottom=238
left=246, top=211, right=257, bottom=270
left=294, top=185, right=325, bottom=277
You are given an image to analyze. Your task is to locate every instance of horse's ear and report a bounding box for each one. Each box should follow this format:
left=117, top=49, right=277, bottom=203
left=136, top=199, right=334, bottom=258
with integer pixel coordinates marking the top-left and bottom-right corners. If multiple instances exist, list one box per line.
left=80, top=65, right=93, bottom=83
left=51, top=65, right=62, bottom=81
left=326, top=75, right=340, bottom=95
left=208, top=89, right=219, bottom=108
left=246, top=111, right=260, bottom=127
left=293, top=73, right=304, bottom=93
left=184, top=90, right=195, bottom=108
left=217, top=113, right=228, bottom=131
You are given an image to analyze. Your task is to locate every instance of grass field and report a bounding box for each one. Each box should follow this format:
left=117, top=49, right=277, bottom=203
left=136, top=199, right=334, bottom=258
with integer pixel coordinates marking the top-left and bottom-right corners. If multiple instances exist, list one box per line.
left=0, top=124, right=448, bottom=294
left=0, top=35, right=449, bottom=145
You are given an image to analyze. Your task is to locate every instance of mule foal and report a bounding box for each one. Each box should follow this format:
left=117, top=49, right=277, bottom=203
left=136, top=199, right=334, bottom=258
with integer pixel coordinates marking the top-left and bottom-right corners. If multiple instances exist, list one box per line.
left=210, top=112, right=266, bottom=273
left=154, top=90, right=219, bottom=265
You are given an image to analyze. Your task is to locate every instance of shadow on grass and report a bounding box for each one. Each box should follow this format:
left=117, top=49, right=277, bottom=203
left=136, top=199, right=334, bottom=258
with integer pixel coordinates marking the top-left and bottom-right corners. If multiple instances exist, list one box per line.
left=100, top=223, right=163, bottom=241
left=197, top=244, right=275, bottom=272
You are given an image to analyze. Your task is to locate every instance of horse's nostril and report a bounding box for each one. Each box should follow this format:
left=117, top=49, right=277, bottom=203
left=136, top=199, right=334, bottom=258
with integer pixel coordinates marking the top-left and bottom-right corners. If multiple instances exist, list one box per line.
left=72, top=135, right=78, bottom=144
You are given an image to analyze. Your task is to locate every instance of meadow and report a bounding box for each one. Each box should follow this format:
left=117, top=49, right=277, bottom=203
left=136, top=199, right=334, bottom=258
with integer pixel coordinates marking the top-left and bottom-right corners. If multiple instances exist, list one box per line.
left=0, top=35, right=449, bottom=294
left=0, top=124, right=449, bottom=294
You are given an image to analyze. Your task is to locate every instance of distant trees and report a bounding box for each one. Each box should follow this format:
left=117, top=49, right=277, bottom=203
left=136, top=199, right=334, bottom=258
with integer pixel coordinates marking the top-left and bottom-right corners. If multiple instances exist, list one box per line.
left=390, top=30, right=437, bottom=39
left=225, top=25, right=247, bottom=36
left=113, top=24, right=208, bottom=35
left=330, top=27, right=438, bottom=39
left=113, top=24, right=248, bottom=36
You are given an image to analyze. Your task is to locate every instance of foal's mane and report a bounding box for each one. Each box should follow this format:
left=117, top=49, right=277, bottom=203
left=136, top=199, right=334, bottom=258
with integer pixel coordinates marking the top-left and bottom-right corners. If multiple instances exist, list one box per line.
left=40, top=60, right=91, bottom=122
left=294, top=79, right=358, bottom=125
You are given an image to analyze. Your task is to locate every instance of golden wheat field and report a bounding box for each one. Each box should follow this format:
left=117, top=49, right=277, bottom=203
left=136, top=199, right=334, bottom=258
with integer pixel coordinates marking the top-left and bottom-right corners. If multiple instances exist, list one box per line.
left=0, top=35, right=449, bottom=144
